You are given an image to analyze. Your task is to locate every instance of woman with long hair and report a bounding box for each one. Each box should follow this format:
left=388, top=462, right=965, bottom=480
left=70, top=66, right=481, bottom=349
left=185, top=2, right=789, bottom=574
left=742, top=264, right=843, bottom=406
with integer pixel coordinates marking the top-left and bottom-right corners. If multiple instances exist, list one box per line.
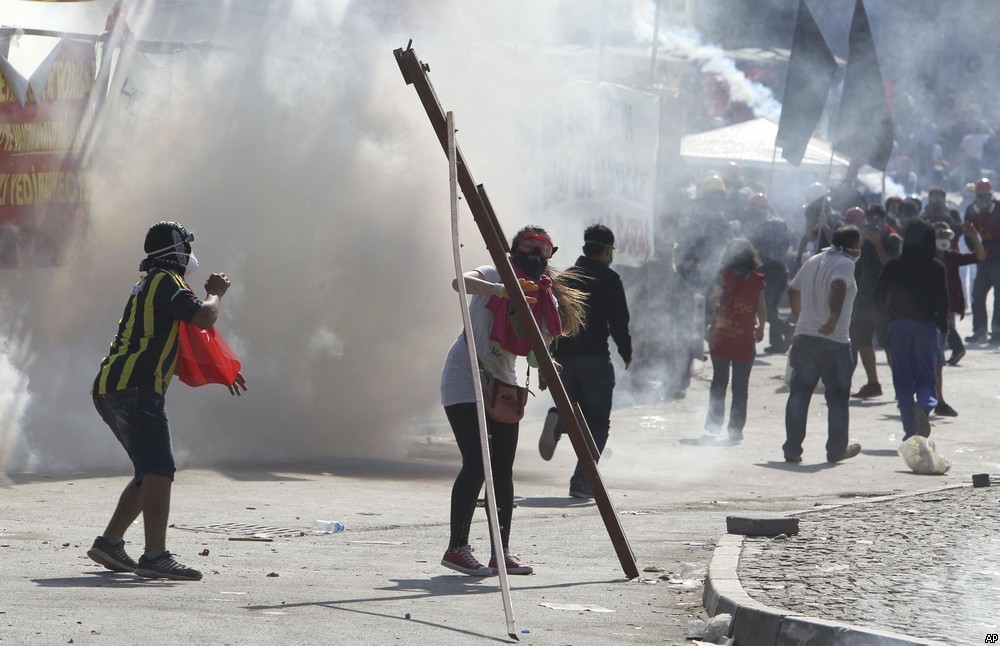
left=439, top=226, right=584, bottom=576
left=705, top=238, right=766, bottom=441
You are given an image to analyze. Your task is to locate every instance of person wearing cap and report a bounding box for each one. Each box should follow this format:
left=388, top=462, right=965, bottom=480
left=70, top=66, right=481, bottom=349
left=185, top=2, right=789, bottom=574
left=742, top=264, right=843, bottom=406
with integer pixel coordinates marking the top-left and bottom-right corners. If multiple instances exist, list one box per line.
left=537, top=224, right=632, bottom=499
left=963, top=179, right=1000, bottom=344
left=848, top=206, right=902, bottom=400
left=932, top=221, right=985, bottom=414
left=88, top=222, right=246, bottom=582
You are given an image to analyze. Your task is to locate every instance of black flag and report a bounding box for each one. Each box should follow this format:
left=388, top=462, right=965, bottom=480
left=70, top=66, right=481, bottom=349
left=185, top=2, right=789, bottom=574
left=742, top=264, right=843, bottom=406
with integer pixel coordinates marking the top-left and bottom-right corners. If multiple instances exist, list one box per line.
left=776, top=0, right=838, bottom=167
left=832, top=0, right=894, bottom=171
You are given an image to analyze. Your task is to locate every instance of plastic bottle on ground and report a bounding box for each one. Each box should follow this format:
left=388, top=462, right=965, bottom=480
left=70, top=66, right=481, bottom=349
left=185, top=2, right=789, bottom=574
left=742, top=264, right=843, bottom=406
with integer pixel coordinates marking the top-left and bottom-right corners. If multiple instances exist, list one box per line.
left=315, top=520, right=345, bottom=533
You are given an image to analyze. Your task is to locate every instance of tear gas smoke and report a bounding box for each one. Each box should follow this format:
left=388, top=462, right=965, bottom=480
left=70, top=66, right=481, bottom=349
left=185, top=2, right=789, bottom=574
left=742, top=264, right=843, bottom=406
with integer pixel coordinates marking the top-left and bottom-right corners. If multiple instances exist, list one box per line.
left=0, top=1, right=934, bottom=477
left=632, top=10, right=782, bottom=124
left=0, top=1, right=706, bottom=474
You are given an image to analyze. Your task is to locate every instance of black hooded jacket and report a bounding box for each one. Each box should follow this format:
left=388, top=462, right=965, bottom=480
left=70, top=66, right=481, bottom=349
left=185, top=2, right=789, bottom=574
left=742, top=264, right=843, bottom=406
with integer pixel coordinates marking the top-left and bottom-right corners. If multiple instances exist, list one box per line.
left=552, top=255, right=632, bottom=363
left=871, top=221, right=949, bottom=335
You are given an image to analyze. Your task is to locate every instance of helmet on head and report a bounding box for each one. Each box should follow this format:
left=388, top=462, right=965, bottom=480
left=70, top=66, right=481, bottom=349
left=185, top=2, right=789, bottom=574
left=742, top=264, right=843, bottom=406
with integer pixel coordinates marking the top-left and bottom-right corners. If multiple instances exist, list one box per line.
left=975, top=178, right=993, bottom=195
left=843, top=207, right=866, bottom=226
left=142, top=221, right=193, bottom=273
left=804, top=182, right=828, bottom=206
left=698, top=174, right=727, bottom=197
left=748, top=192, right=769, bottom=210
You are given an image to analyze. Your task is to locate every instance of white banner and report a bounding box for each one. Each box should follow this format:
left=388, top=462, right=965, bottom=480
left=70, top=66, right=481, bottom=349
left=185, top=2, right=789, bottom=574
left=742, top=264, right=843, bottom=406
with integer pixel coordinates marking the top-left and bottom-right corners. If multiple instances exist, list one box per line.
left=519, top=82, right=659, bottom=267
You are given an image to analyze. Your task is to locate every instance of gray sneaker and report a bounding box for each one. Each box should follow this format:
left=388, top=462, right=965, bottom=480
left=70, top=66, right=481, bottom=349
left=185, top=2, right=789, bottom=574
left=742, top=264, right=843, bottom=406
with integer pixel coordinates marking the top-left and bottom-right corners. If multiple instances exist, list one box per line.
left=828, top=441, right=862, bottom=463
left=568, top=481, right=593, bottom=499
left=538, top=409, right=559, bottom=461
left=87, top=536, right=138, bottom=572
left=135, top=551, right=203, bottom=581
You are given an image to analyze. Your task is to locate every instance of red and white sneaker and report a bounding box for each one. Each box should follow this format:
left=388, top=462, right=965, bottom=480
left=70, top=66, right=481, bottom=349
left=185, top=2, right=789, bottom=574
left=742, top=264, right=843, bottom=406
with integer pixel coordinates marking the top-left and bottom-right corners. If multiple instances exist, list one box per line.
left=489, top=548, right=534, bottom=575
left=441, top=545, right=492, bottom=576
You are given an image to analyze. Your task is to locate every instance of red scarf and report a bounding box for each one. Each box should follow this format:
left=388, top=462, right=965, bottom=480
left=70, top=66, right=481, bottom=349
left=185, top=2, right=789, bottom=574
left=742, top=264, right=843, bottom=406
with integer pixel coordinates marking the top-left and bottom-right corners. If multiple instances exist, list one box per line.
left=485, top=265, right=561, bottom=356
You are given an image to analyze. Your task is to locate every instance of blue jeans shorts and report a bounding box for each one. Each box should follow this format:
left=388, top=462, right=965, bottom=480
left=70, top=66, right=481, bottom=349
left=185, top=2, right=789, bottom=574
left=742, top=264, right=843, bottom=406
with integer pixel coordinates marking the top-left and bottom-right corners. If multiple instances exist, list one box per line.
left=93, top=388, right=176, bottom=481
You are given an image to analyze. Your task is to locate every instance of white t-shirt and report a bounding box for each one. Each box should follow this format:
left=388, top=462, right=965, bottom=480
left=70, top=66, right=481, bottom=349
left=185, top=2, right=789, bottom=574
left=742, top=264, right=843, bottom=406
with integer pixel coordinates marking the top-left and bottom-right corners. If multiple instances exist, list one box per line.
left=440, top=266, right=519, bottom=407
left=789, top=248, right=858, bottom=344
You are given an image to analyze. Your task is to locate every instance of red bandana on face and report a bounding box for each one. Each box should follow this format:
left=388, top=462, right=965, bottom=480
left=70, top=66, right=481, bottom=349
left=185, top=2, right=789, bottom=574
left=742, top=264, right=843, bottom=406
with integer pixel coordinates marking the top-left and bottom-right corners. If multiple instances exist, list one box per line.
left=513, top=233, right=554, bottom=259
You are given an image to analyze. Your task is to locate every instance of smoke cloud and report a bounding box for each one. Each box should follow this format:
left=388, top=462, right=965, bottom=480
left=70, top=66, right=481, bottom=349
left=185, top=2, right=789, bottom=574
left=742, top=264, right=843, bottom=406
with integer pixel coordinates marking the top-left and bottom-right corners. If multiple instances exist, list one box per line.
left=3, top=1, right=976, bottom=476
left=1, top=1, right=683, bottom=473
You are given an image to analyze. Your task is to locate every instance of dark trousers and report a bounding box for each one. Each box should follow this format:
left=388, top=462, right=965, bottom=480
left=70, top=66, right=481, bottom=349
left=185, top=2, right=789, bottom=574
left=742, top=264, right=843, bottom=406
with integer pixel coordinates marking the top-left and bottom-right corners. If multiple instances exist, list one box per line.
left=706, top=352, right=754, bottom=433
left=970, top=256, right=1000, bottom=337
left=783, top=335, right=852, bottom=462
left=760, top=259, right=789, bottom=348
left=444, top=403, right=518, bottom=550
left=550, top=355, right=615, bottom=491
left=947, top=313, right=963, bottom=355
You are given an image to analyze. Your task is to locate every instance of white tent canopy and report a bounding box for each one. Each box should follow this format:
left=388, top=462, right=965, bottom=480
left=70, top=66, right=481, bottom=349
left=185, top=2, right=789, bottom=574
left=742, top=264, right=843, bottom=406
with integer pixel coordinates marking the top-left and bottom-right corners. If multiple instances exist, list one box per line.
left=680, top=117, right=852, bottom=172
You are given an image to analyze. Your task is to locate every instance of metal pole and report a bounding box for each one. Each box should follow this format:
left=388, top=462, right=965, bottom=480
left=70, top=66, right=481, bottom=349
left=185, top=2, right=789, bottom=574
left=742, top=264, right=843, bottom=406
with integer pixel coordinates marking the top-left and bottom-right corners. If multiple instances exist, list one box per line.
left=649, top=0, right=661, bottom=85
left=448, top=113, right=518, bottom=640
left=395, top=43, right=638, bottom=580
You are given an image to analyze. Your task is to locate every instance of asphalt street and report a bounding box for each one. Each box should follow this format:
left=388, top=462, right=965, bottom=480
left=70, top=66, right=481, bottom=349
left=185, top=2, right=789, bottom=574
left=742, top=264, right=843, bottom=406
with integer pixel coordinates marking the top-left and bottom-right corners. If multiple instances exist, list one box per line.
left=3, top=319, right=999, bottom=645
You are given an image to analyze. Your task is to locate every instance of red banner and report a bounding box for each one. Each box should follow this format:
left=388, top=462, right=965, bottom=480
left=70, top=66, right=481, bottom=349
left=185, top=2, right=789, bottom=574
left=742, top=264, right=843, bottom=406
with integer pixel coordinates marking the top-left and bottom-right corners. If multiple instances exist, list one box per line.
left=0, top=39, right=95, bottom=267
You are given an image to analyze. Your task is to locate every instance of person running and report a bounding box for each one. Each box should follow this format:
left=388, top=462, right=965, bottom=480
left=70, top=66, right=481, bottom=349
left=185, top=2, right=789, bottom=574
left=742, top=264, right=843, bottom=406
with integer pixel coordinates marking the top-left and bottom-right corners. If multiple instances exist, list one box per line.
left=440, top=226, right=584, bottom=576
left=872, top=220, right=949, bottom=440
left=704, top=238, right=766, bottom=441
left=88, top=221, right=246, bottom=581
left=538, top=224, right=632, bottom=500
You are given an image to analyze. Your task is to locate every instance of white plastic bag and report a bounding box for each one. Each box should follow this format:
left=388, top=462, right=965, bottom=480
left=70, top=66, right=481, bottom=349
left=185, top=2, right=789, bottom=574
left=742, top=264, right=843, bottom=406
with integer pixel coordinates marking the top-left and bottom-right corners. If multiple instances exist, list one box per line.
left=898, top=436, right=951, bottom=475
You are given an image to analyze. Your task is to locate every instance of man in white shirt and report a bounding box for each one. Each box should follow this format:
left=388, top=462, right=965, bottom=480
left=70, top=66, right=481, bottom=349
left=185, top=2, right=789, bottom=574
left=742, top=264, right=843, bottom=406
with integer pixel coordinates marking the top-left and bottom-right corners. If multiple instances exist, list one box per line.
left=783, top=226, right=863, bottom=464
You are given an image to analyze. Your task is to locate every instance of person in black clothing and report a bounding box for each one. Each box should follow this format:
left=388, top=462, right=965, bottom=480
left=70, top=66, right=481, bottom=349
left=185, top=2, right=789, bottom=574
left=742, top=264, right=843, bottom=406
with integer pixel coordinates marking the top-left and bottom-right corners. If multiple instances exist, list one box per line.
left=849, top=205, right=901, bottom=400
left=872, top=220, right=949, bottom=440
left=538, top=224, right=632, bottom=499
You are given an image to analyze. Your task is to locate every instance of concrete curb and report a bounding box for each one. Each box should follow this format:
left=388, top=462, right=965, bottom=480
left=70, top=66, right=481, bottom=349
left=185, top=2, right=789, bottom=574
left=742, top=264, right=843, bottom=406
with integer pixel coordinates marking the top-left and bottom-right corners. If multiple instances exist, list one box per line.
left=704, top=531, right=953, bottom=646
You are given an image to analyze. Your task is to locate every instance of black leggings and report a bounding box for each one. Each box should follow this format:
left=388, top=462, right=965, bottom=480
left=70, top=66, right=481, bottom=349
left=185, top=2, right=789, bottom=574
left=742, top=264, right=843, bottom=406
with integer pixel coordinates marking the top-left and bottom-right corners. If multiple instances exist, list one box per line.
left=444, top=403, right=519, bottom=551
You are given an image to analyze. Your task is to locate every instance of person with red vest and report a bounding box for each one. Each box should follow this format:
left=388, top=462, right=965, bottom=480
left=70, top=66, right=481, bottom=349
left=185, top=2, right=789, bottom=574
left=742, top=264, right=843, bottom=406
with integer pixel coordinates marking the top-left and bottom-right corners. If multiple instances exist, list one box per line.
left=963, top=178, right=1000, bottom=344
left=704, top=238, right=766, bottom=441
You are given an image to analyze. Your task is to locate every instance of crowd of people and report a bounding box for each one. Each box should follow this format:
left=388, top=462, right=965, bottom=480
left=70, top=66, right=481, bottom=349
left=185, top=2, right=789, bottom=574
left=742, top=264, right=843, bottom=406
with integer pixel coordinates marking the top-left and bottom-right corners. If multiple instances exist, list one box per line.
left=665, top=163, right=999, bottom=465
left=87, top=174, right=994, bottom=581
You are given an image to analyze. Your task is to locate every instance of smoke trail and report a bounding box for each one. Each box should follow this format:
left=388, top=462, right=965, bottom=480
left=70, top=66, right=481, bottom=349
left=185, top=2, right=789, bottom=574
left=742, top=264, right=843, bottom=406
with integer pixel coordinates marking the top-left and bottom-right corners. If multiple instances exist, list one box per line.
left=632, top=6, right=782, bottom=124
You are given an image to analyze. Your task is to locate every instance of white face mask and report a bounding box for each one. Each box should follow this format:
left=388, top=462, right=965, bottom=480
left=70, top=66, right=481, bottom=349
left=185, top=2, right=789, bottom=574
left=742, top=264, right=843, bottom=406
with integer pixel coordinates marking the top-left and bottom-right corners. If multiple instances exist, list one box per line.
left=936, top=239, right=952, bottom=251
left=838, top=246, right=860, bottom=262
left=147, top=242, right=197, bottom=275
left=177, top=252, right=199, bottom=276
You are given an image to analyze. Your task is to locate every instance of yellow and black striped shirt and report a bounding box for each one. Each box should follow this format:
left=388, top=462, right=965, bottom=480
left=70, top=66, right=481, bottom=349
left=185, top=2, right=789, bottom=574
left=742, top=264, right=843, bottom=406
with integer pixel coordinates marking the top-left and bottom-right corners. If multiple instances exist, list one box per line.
left=92, top=268, right=203, bottom=396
